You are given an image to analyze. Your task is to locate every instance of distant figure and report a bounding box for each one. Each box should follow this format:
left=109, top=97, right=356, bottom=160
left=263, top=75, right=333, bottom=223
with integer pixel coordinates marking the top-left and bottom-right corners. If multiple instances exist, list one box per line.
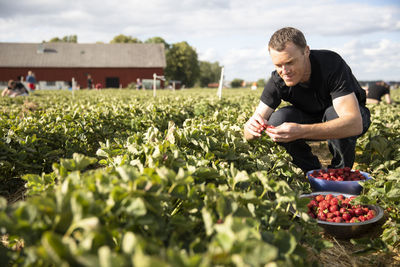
left=366, top=81, right=392, bottom=104
left=2, top=80, right=29, bottom=97
left=95, top=83, right=102, bottom=90
left=87, top=74, right=93, bottom=89
left=26, top=70, right=37, bottom=91
left=251, top=82, right=257, bottom=90
left=136, top=78, right=143, bottom=90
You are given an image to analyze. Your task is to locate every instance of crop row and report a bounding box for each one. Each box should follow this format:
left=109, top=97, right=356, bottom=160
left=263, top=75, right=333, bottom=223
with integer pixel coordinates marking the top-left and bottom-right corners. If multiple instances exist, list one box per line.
left=0, top=88, right=399, bottom=266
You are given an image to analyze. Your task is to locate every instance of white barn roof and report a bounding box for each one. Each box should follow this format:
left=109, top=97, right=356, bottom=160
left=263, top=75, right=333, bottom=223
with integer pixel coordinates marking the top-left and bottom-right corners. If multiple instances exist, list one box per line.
left=0, top=42, right=166, bottom=68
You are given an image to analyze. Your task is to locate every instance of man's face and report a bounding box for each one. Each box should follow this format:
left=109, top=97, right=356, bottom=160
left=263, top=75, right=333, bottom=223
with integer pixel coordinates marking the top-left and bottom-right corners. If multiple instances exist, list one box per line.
left=269, top=42, right=310, bottom=86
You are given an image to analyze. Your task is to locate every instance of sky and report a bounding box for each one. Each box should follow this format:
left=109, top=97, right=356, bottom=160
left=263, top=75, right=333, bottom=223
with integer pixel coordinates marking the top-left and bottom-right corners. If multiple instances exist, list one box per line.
left=1, top=0, right=399, bottom=82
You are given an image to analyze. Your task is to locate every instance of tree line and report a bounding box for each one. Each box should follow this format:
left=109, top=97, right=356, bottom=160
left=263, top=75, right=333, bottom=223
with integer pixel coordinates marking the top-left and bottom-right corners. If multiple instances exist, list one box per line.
left=46, top=34, right=223, bottom=88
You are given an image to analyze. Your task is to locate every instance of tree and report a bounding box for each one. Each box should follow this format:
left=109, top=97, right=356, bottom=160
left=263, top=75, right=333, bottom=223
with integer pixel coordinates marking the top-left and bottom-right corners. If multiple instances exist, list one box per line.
left=110, top=34, right=142, bottom=43
left=144, top=37, right=170, bottom=50
left=231, top=78, right=244, bottom=88
left=165, top=41, right=199, bottom=88
left=257, top=78, right=267, bottom=88
left=198, top=61, right=222, bottom=88
left=48, top=35, right=78, bottom=43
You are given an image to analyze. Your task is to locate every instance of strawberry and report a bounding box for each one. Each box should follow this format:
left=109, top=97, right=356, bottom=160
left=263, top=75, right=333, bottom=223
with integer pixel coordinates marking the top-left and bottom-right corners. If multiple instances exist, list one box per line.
left=330, top=198, right=339, bottom=206
left=342, top=212, right=351, bottom=221
left=358, top=216, right=367, bottom=222
left=329, top=205, right=339, bottom=213
left=315, top=195, right=325, bottom=202
left=326, top=212, right=335, bottom=219
left=354, top=208, right=364, bottom=216
left=350, top=217, right=359, bottom=223
left=366, top=210, right=376, bottom=220
left=339, top=207, right=347, bottom=214
left=306, top=195, right=377, bottom=224
left=334, top=217, right=343, bottom=223
left=309, top=168, right=366, bottom=181
left=318, top=212, right=327, bottom=221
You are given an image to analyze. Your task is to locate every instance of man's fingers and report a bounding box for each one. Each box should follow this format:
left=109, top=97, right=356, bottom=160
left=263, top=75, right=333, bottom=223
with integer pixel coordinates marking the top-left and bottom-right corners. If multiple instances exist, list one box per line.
left=254, top=113, right=267, bottom=127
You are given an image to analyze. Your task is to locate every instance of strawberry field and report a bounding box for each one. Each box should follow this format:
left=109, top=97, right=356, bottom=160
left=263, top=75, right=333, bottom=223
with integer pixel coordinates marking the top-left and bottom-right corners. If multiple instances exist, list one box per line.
left=0, top=88, right=399, bottom=266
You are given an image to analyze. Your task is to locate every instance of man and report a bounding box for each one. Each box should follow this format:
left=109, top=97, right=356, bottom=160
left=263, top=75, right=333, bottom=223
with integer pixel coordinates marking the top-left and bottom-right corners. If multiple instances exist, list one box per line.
left=244, top=27, right=371, bottom=172
left=26, top=70, right=37, bottom=90
left=87, top=74, right=93, bottom=89
left=366, top=81, right=392, bottom=104
left=2, top=80, right=29, bottom=97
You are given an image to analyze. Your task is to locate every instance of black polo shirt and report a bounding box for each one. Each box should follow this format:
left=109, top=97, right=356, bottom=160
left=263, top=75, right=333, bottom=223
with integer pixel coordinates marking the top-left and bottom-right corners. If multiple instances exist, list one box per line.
left=367, top=83, right=389, bottom=101
left=261, top=50, right=366, bottom=115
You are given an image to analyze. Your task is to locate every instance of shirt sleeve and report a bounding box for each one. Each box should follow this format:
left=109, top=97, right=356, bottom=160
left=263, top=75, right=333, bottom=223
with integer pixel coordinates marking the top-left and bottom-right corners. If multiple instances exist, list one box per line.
left=329, top=60, right=358, bottom=99
left=383, top=87, right=390, bottom=95
left=327, top=56, right=360, bottom=100
left=260, top=73, right=282, bottom=110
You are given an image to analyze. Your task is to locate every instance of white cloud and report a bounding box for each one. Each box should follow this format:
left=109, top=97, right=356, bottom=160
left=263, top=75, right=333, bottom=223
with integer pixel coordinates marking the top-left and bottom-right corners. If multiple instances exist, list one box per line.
left=331, top=38, right=400, bottom=81
left=0, top=0, right=399, bottom=80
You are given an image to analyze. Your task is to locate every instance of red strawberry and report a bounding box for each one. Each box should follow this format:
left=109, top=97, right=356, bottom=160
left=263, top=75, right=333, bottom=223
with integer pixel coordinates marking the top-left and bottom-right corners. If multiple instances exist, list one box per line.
left=329, top=205, right=339, bottom=213
left=350, top=217, right=360, bottom=223
left=366, top=210, right=376, bottom=220
left=358, top=216, right=367, bottom=222
left=334, top=217, right=343, bottom=223
left=332, top=211, right=340, bottom=217
left=354, top=208, right=364, bottom=216
left=315, top=195, right=325, bottom=202
left=325, top=194, right=334, bottom=201
left=342, top=212, right=351, bottom=221
left=330, top=198, right=339, bottom=206
left=318, top=212, right=327, bottom=221
left=326, top=212, right=335, bottom=219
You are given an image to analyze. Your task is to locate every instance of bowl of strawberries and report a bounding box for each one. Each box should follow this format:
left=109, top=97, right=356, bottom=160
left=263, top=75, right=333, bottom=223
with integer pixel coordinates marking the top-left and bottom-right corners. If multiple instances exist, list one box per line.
left=298, top=192, right=384, bottom=239
left=306, top=167, right=372, bottom=195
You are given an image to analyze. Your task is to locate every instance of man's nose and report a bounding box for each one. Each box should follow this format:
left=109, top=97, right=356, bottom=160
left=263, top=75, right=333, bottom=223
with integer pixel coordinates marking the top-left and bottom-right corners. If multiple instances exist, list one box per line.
left=282, top=65, right=289, bottom=73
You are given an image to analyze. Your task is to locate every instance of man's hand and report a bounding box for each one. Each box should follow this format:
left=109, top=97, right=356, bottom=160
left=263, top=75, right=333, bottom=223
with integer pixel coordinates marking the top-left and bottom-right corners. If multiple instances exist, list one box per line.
left=264, top=122, right=303, bottom=143
left=243, top=101, right=274, bottom=140
left=244, top=113, right=268, bottom=140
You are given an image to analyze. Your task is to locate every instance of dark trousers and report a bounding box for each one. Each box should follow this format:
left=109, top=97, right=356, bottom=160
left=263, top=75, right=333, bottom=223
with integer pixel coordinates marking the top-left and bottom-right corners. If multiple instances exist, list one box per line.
left=267, top=105, right=371, bottom=172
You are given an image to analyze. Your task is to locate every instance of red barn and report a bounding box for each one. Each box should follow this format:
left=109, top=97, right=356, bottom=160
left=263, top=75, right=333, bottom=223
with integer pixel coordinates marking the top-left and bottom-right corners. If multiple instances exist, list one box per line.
left=0, top=42, right=166, bottom=89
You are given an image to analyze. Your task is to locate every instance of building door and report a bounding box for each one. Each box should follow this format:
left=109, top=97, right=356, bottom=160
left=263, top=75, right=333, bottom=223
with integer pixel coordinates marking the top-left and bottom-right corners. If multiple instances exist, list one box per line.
left=105, top=77, right=120, bottom=88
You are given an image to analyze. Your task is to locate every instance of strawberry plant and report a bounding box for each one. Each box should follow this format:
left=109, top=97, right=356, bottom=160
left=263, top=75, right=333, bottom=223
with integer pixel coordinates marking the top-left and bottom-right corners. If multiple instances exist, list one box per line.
left=0, top=88, right=399, bottom=265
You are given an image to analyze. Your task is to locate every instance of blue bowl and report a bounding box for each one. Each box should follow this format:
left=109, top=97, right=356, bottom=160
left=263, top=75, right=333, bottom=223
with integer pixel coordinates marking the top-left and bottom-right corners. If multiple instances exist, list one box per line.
left=306, top=169, right=372, bottom=195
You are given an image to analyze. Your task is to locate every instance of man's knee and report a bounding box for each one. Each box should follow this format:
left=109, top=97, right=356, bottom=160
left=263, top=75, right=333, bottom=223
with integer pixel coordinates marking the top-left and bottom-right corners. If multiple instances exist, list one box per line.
left=268, top=106, right=298, bottom=127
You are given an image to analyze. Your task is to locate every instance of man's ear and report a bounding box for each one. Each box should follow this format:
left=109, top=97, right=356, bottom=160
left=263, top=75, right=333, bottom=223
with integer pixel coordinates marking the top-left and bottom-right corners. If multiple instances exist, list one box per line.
left=304, top=45, right=310, bottom=56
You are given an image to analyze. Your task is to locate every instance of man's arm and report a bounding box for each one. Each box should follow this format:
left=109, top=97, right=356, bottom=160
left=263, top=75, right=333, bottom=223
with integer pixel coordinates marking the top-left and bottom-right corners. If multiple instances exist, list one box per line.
left=384, top=93, right=392, bottom=104
left=2, top=88, right=9, bottom=97
left=366, top=98, right=379, bottom=104
left=266, top=93, right=363, bottom=142
left=244, top=101, right=274, bottom=140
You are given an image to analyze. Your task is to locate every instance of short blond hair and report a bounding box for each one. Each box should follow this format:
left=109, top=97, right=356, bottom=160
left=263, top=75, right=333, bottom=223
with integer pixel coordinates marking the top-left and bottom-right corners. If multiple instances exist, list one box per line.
left=269, top=27, right=307, bottom=52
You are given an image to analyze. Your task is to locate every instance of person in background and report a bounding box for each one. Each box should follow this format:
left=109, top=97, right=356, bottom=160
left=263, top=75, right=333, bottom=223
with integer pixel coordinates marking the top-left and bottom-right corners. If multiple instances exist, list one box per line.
left=244, top=27, right=371, bottom=173
left=2, top=80, right=29, bottom=97
left=17, top=75, right=24, bottom=83
left=26, top=70, right=37, bottom=91
left=136, top=78, right=143, bottom=90
left=366, top=81, right=392, bottom=104
left=87, top=74, right=93, bottom=89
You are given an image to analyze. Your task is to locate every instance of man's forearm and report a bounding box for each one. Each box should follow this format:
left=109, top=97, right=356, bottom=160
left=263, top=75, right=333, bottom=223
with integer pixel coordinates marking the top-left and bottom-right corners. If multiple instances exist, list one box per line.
left=301, top=116, right=362, bottom=140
